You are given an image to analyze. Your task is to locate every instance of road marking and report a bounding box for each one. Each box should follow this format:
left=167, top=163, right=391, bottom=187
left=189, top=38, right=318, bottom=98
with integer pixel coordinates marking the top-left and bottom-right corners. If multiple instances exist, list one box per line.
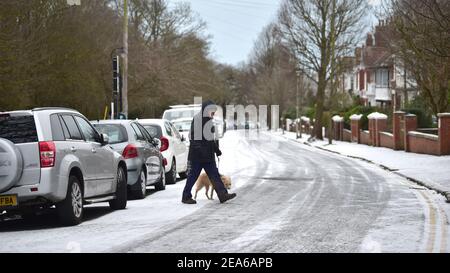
left=417, top=190, right=448, bottom=253
left=439, top=206, right=448, bottom=253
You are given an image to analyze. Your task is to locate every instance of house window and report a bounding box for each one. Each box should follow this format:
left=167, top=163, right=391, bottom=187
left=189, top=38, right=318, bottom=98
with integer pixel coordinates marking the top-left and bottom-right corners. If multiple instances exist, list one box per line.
left=376, top=68, right=389, bottom=88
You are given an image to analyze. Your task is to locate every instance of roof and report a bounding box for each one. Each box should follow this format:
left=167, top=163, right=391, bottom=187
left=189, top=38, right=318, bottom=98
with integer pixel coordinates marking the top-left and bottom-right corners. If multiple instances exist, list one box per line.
left=32, top=107, right=78, bottom=112
left=137, top=119, right=167, bottom=126
left=171, top=117, right=193, bottom=123
left=362, top=46, right=391, bottom=68
left=90, top=119, right=133, bottom=125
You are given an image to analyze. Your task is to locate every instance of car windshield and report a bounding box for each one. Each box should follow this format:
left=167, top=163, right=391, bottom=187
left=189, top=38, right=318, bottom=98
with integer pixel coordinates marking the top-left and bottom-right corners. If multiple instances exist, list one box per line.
left=172, top=120, right=191, bottom=132
left=162, top=109, right=199, bottom=121
left=143, top=124, right=162, bottom=139
left=92, top=124, right=128, bottom=144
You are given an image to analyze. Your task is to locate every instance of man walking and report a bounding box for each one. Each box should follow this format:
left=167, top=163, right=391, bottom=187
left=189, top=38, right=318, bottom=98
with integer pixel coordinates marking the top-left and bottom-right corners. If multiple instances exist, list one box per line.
left=182, top=100, right=237, bottom=204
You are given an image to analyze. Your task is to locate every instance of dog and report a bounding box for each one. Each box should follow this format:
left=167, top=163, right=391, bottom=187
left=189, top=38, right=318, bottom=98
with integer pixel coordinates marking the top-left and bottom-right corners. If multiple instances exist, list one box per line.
left=193, top=172, right=232, bottom=200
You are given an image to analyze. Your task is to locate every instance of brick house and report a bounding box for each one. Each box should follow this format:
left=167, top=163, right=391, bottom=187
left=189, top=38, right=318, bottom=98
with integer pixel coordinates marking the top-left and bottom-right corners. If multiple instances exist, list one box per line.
left=340, top=21, right=418, bottom=109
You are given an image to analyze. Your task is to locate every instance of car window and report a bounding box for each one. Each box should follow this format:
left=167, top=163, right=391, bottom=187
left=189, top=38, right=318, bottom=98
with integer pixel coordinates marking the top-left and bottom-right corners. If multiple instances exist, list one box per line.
left=164, top=122, right=173, bottom=136
left=142, top=124, right=162, bottom=139
left=61, top=115, right=83, bottom=140
left=74, top=116, right=99, bottom=143
left=170, top=123, right=181, bottom=139
left=130, top=123, right=145, bottom=141
left=136, top=123, right=153, bottom=142
left=172, top=120, right=191, bottom=132
left=50, top=114, right=65, bottom=141
left=0, top=113, right=38, bottom=144
left=93, top=124, right=128, bottom=144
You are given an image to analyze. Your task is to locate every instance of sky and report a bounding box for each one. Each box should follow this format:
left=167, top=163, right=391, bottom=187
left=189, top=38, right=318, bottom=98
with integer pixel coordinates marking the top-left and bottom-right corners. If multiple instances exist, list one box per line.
left=178, top=0, right=381, bottom=66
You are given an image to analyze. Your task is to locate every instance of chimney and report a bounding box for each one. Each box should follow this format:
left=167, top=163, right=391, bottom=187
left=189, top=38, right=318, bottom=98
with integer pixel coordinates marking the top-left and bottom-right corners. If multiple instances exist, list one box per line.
left=374, top=22, right=388, bottom=47
left=366, top=33, right=374, bottom=47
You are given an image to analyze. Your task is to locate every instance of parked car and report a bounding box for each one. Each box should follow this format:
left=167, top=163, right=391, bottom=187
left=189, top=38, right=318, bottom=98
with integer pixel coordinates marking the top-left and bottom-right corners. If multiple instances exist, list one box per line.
left=138, top=119, right=188, bottom=183
left=0, top=108, right=128, bottom=226
left=162, top=104, right=201, bottom=122
left=92, top=120, right=166, bottom=199
left=171, top=117, right=192, bottom=148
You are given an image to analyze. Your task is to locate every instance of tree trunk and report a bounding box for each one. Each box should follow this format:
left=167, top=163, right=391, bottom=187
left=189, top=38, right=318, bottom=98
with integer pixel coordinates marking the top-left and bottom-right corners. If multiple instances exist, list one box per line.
left=314, top=70, right=327, bottom=140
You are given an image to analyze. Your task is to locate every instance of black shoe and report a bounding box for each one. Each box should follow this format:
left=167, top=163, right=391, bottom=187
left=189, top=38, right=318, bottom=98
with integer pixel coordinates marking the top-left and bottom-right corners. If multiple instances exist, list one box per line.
left=182, top=198, right=197, bottom=204
left=218, top=193, right=237, bottom=203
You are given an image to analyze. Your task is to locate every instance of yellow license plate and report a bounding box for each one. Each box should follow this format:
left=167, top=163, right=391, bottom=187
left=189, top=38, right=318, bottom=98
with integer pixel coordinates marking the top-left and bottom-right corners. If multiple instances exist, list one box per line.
left=0, top=195, right=18, bottom=208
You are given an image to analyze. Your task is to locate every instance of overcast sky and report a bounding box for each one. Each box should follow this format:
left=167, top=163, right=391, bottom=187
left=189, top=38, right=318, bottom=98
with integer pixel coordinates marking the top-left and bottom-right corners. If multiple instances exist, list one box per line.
left=179, top=0, right=381, bottom=66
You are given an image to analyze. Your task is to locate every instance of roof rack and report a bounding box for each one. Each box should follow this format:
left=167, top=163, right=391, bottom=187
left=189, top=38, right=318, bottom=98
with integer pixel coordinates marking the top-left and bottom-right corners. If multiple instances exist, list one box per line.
left=32, top=107, right=79, bottom=112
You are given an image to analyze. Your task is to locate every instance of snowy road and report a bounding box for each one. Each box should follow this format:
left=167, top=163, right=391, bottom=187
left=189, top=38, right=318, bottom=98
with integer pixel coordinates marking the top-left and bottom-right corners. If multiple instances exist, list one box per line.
left=0, top=131, right=448, bottom=253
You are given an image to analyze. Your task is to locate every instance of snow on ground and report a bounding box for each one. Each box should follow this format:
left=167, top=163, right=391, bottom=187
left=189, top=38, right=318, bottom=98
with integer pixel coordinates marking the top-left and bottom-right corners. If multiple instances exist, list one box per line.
left=271, top=129, right=450, bottom=252
left=276, top=130, right=450, bottom=197
left=0, top=131, right=251, bottom=253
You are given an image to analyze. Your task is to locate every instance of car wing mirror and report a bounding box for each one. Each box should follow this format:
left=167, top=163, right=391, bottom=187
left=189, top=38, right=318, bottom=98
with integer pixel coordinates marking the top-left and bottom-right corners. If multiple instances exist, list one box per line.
left=101, top=134, right=109, bottom=145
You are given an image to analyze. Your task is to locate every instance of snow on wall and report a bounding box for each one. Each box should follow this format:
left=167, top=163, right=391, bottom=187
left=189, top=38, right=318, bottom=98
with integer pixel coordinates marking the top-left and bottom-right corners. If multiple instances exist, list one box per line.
left=350, top=114, right=363, bottom=121
left=368, top=112, right=388, bottom=120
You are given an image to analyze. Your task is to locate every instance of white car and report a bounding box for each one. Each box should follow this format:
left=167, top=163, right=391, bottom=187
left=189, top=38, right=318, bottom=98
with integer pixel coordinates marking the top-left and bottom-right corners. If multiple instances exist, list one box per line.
left=162, top=105, right=201, bottom=122
left=171, top=118, right=192, bottom=148
left=138, top=119, right=188, bottom=184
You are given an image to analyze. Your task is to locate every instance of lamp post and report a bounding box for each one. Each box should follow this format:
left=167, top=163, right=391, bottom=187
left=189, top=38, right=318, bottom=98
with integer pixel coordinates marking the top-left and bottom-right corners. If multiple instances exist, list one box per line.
left=122, top=0, right=129, bottom=119
left=296, top=68, right=303, bottom=139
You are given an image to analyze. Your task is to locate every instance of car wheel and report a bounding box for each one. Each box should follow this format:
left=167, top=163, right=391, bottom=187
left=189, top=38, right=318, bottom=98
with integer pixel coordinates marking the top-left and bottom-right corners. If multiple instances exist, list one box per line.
left=178, top=171, right=187, bottom=179
left=165, top=159, right=177, bottom=185
left=155, top=170, right=166, bottom=191
left=132, top=169, right=146, bottom=200
left=56, top=175, right=83, bottom=226
left=109, top=166, right=127, bottom=210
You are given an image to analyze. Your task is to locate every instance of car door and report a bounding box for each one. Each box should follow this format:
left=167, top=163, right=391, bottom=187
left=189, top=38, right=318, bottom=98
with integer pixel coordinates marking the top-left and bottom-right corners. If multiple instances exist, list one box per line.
left=59, top=114, right=98, bottom=198
left=129, top=122, right=150, bottom=180
left=169, top=122, right=187, bottom=172
left=135, top=123, right=161, bottom=183
left=74, top=115, right=115, bottom=196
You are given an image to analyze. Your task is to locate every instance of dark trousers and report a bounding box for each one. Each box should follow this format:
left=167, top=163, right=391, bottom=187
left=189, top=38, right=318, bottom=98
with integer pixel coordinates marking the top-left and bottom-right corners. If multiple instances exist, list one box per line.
left=182, top=161, right=227, bottom=200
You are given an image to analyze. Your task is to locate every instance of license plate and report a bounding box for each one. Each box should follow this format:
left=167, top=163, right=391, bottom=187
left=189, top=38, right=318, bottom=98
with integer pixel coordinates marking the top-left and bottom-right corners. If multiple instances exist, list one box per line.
left=0, top=195, right=18, bottom=208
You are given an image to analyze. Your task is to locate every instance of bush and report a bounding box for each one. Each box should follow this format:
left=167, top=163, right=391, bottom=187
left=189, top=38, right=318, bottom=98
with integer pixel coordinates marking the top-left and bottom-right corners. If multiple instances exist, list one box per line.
left=283, top=107, right=297, bottom=120
left=403, top=97, right=434, bottom=128
left=343, top=105, right=379, bottom=130
left=402, top=108, right=433, bottom=128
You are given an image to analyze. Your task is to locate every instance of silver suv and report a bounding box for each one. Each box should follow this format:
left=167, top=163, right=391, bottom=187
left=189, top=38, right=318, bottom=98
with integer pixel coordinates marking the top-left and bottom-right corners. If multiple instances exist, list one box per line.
left=0, top=108, right=128, bottom=225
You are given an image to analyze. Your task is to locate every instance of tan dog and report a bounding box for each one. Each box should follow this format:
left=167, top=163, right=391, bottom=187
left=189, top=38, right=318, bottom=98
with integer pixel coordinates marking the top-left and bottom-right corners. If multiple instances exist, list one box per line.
left=193, top=173, right=232, bottom=200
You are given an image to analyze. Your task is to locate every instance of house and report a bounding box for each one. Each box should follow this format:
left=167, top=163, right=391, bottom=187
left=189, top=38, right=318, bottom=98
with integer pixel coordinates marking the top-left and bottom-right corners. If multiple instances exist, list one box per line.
left=349, top=21, right=418, bottom=109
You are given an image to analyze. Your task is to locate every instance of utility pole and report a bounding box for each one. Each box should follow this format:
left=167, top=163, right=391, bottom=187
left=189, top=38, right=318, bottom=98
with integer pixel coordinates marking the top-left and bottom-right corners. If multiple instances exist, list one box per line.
left=296, top=69, right=302, bottom=139
left=122, top=0, right=129, bottom=119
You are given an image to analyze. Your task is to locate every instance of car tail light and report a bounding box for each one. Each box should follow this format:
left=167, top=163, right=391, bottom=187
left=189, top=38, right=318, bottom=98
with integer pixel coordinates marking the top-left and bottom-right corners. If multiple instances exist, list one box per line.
left=163, top=158, right=167, bottom=166
left=123, top=144, right=138, bottom=159
left=39, top=141, right=56, bottom=168
left=160, top=137, right=169, bottom=152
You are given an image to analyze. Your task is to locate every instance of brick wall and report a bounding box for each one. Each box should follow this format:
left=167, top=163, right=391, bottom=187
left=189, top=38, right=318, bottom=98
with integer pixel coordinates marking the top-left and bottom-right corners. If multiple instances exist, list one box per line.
left=361, top=131, right=370, bottom=145
left=343, top=129, right=352, bottom=142
left=379, top=132, right=394, bottom=149
left=438, top=114, right=450, bottom=155
left=393, top=111, right=405, bottom=150
left=407, top=132, right=440, bottom=156
left=351, top=118, right=362, bottom=143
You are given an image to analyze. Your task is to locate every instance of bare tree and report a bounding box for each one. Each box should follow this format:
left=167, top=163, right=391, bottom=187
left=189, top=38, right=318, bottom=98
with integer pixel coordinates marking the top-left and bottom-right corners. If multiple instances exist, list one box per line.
left=381, top=0, right=450, bottom=115
left=279, top=0, right=368, bottom=139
